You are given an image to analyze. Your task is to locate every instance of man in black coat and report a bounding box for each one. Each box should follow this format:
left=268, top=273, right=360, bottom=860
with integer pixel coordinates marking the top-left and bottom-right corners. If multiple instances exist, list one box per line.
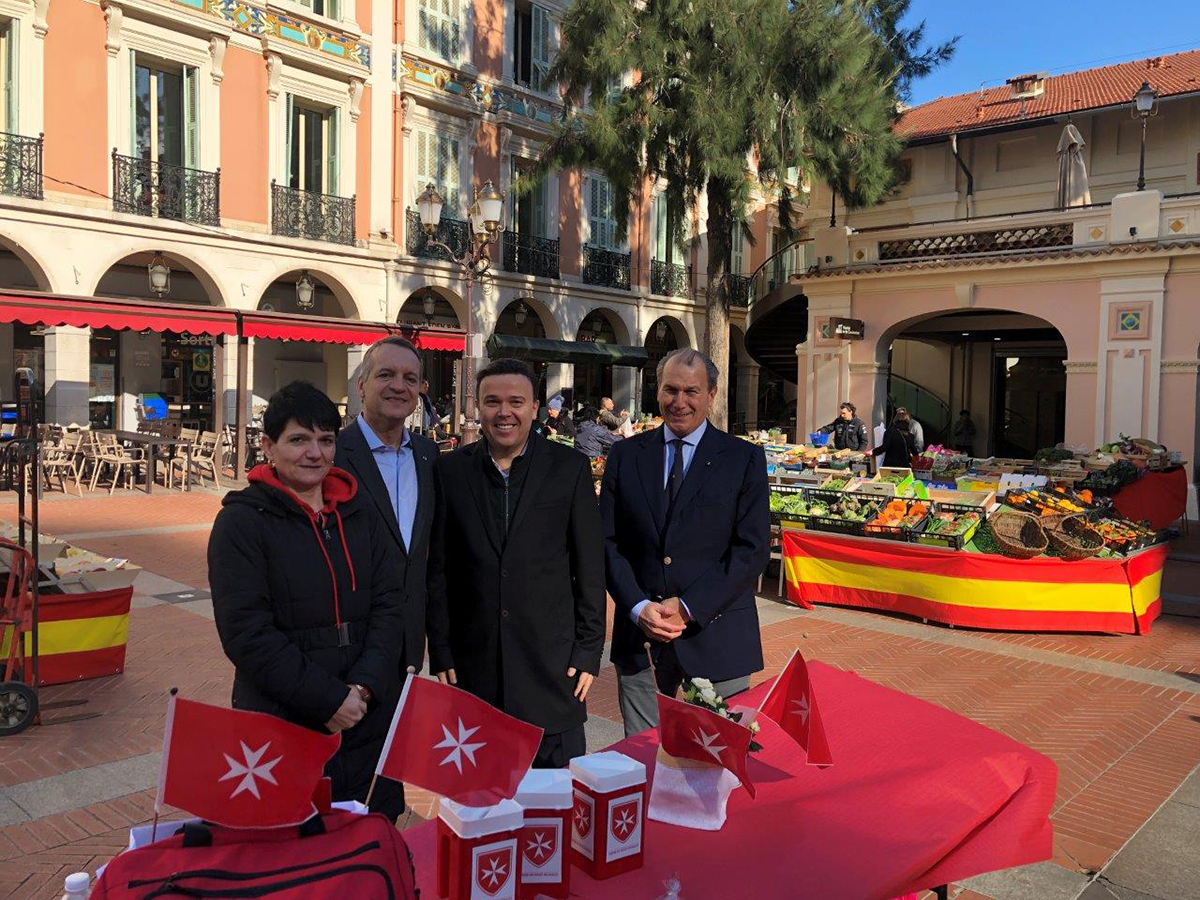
left=427, top=358, right=605, bottom=767
left=335, top=337, right=438, bottom=811
left=601, top=349, right=770, bottom=736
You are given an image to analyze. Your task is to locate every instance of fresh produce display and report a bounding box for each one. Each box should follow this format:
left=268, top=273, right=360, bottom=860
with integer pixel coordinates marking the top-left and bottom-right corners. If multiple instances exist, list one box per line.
left=923, top=510, right=981, bottom=537
left=879, top=473, right=910, bottom=485
left=823, top=476, right=852, bottom=491
left=590, top=457, right=606, bottom=478
left=809, top=495, right=882, bottom=524
left=769, top=490, right=811, bottom=519
left=1004, top=488, right=1088, bottom=516
left=1034, top=446, right=1075, bottom=462
left=864, top=499, right=928, bottom=535
left=1078, top=459, right=1141, bottom=493
left=1090, top=516, right=1159, bottom=553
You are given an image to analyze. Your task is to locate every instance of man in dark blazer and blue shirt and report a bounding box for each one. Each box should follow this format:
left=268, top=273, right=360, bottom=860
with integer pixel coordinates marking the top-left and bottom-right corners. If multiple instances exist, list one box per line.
left=335, top=336, right=439, bottom=811
left=600, top=348, right=770, bottom=735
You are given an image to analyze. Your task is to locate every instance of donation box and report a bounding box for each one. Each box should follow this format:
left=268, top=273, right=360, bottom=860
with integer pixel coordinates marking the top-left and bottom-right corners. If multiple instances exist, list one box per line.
left=569, top=750, right=647, bottom=879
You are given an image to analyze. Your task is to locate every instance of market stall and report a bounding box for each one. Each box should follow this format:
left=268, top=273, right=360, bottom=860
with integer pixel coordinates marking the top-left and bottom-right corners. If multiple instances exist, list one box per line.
left=761, top=437, right=1177, bottom=636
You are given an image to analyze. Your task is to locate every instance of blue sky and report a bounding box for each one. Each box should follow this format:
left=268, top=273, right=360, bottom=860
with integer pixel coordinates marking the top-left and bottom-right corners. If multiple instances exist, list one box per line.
left=903, top=2, right=1200, bottom=106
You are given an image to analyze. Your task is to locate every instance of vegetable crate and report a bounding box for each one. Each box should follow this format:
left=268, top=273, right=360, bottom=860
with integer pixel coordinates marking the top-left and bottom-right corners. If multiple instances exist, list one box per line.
left=862, top=499, right=929, bottom=542
left=858, top=467, right=914, bottom=497
left=768, top=484, right=811, bottom=527
left=915, top=502, right=985, bottom=551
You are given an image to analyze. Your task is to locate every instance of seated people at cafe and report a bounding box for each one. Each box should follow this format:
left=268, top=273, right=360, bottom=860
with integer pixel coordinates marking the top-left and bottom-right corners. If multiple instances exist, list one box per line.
left=208, top=381, right=406, bottom=819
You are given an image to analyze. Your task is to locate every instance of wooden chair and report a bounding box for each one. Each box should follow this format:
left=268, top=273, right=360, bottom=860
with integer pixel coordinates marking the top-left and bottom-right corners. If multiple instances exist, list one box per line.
left=90, top=432, right=147, bottom=494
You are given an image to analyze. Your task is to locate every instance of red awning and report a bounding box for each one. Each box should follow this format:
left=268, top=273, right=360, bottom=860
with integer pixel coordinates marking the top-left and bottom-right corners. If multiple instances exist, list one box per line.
left=410, top=331, right=466, bottom=352
left=240, top=312, right=393, bottom=346
left=0, top=291, right=237, bottom=336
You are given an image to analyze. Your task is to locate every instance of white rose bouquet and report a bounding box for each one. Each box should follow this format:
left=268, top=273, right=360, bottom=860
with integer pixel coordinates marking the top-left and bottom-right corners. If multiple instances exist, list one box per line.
left=682, top=677, right=762, bottom=752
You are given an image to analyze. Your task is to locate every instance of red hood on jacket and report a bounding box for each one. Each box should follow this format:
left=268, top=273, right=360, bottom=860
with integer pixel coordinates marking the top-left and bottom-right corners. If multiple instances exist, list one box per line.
left=247, top=464, right=357, bottom=517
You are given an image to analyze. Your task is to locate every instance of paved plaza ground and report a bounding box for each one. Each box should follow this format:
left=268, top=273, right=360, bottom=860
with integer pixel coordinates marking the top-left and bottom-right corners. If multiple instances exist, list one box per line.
left=1, top=489, right=1198, bottom=900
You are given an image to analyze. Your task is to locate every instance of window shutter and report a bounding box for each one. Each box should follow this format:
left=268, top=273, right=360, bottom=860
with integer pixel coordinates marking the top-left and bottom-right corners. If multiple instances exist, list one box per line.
left=129, top=51, right=138, bottom=157
left=284, top=93, right=295, bottom=187
left=532, top=176, right=546, bottom=238
left=182, top=65, right=199, bottom=169
left=326, top=109, right=340, bottom=196
left=731, top=221, right=745, bottom=275
left=327, top=0, right=340, bottom=20
left=449, top=0, right=461, bottom=62
left=416, top=130, right=430, bottom=200
left=654, top=194, right=666, bottom=262
left=531, top=6, right=551, bottom=92
left=4, top=21, right=17, bottom=135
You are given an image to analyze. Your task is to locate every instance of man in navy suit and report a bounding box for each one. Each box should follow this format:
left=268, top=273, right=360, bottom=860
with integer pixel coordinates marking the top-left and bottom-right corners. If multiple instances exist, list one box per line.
left=600, top=348, right=770, bottom=736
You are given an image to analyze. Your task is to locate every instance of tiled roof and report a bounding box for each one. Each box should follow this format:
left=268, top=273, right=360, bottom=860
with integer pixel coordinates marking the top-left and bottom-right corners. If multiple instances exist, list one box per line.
left=898, top=49, right=1200, bottom=141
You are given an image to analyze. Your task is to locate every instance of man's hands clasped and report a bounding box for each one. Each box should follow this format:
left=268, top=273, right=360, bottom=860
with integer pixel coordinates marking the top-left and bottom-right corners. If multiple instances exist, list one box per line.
left=637, top=596, right=689, bottom=642
left=325, top=685, right=368, bottom=733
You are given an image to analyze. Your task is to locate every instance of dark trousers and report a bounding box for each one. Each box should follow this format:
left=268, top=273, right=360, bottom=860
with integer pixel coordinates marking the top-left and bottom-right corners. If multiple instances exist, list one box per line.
left=533, top=725, right=586, bottom=768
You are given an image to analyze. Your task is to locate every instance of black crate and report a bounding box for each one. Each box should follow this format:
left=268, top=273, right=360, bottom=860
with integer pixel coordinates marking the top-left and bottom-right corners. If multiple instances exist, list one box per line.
left=915, top=503, right=985, bottom=550
left=806, top=514, right=864, bottom=537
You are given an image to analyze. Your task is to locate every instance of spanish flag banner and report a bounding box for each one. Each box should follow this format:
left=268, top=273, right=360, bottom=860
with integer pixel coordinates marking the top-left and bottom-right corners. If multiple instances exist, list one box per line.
left=782, top=529, right=1165, bottom=635
left=0, top=587, right=132, bottom=685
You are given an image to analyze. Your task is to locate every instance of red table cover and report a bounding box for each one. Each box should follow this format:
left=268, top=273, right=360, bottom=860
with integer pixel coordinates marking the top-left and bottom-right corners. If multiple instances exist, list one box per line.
left=404, top=663, right=1056, bottom=900
left=1112, top=466, right=1189, bottom=530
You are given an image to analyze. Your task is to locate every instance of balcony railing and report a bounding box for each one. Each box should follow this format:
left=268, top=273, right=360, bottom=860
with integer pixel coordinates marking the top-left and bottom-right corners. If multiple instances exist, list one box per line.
left=112, top=151, right=220, bottom=226
left=878, top=223, right=1073, bottom=262
left=406, top=208, right=470, bottom=261
left=0, top=132, right=42, bottom=200
left=501, top=230, right=560, bottom=279
left=272, top=181, right=356, bottom=246
left=728, top=273, right=751, bottom=307
left=651, top=259, right=690, bottom=298
left=582, top=244, right=631, bottom=291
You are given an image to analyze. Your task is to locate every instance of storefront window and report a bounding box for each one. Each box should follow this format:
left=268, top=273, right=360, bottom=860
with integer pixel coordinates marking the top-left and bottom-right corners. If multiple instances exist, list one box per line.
left=162, top=332, right=214, bottom=431
left=89, top=328, right=120, bottom=429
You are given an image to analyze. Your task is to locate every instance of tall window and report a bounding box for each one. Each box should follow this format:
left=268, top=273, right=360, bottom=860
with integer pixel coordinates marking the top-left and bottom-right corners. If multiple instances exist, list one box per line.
left=0, top=19, right=17, bottom=134
left=770, top=228, right=795, bottom=288
left=416, top=128, right=460, bottom=214
left=134, top=57, right=199, bottom=168
left=419, top=0, right=462, bottom=62
left=294, top=0, right=340, bottom=18
left=587, top=175, right=619, bottom=250
left=511, top=158, right=545, bottom=237
left=653, top=192, right=684, bottom=264
left=286, top=96, right=339, bottom=194
left=730, top=220, right=746, bottom=275
left=514, top=2, right=552, bottom=93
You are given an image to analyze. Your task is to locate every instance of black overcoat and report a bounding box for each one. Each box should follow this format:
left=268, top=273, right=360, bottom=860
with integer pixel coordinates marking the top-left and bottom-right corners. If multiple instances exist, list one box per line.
left=426, top=432, right=605, bottom=735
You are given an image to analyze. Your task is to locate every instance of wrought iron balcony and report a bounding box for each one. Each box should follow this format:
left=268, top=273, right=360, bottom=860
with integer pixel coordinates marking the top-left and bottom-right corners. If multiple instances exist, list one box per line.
left=0, top=132, right=43, bottom=200
left=582, top=245, right=631, bottom=291
left=406, top=208, right=470, bottom=262
left=501, top=231, right=559, bottom=279
left=112, top=151, right=219, bottom=226
left=272, top=181, right=356, bottom=246
left=651, top=259, right=690, bottom=298
left=728, top=273, right=752, bottom=307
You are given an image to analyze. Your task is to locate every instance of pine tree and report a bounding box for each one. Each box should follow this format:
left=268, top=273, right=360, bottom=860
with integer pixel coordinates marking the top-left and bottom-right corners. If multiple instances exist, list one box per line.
left=529, top=0, right=954, bottom=429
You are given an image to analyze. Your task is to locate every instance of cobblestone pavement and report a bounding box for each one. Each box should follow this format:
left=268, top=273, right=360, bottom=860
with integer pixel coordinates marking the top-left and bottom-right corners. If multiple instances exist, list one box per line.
left=1, top=490, right=1198, bottom=900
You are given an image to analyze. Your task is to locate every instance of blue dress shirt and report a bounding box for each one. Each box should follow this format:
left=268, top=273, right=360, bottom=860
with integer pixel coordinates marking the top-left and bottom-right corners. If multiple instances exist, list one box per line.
left=357, top=413, right=418, bottom=552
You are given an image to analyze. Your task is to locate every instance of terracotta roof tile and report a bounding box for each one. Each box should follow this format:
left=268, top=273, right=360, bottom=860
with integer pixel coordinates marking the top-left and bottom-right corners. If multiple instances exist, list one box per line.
left=899, top=49, right=1200, bottom=141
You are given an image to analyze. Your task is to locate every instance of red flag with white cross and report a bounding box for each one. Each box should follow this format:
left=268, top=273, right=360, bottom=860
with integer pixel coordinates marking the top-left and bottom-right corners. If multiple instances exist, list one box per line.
left=376, top=676, right=543, bottom=805
left=156, top=695, right=341, bottom=828
left=757, top=649, right=833, bottom=766
left=655, top=693, right=756, bottom=797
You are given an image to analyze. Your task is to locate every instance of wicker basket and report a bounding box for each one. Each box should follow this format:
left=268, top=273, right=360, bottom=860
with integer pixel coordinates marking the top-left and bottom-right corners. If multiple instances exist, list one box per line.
left=990, top=512, right=1048, bottom=559
left=1047, top=515, right=1105, bottom=561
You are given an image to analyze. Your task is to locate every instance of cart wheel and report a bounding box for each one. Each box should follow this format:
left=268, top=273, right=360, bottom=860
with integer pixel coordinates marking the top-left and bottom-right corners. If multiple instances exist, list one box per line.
left=0, top=681, right=37, bottom=736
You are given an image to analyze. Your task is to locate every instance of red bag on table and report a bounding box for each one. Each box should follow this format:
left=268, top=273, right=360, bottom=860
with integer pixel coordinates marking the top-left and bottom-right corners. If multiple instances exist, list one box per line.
left=90, top=811, right=417, bottom=900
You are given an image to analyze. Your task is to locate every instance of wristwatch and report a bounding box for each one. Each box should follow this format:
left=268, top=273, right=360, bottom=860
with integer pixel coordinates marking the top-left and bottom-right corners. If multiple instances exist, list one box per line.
left=352, top=684, right=373, bottom=705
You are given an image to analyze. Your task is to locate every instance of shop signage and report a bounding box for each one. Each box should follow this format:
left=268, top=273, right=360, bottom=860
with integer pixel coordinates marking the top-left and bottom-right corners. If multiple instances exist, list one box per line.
left=830, top=317, right=865, bottom=340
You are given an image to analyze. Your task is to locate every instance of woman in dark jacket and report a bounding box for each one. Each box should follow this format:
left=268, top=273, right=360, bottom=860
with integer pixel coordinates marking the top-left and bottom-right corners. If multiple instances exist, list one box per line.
left=877, top=411, right=918, bottom=469
left=820, top=401, right=870, bottom=451
left=208, top=381, right=405, bottom=818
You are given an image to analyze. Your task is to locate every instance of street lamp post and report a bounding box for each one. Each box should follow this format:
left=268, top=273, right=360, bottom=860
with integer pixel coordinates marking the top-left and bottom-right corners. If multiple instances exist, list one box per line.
left=416, top=180, right=505, bottom=446
left=1132, top=81, right=1158, bottom=192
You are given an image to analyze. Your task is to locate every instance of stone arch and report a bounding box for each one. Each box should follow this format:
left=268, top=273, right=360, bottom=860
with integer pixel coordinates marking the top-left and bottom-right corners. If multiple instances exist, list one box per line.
left=644, top=315, right=689, bottom=349
left=398, top=286, right=464, bottom=330
left=493, top=295, right=563, bottom=341
left=255, top=266, right=360, bottom=320
left=575, top=306, right=632, bottom=345
left=90, top=248, right=226, bottom=306
left=0, top=231, right=54, bottom=292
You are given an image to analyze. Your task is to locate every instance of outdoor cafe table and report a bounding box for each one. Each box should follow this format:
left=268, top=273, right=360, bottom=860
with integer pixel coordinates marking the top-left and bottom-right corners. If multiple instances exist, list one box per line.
left=404, top=663, right=1057, bottom=900
left=97, top=430, right=194, bottom=494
